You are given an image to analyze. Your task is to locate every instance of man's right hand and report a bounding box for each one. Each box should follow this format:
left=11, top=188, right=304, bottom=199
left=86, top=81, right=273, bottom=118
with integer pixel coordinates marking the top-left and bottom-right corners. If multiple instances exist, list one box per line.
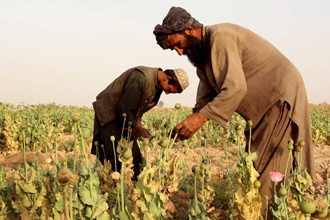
left=173, top=112, right=208, bottom=141
left=132, top=123, right=152, bottom=140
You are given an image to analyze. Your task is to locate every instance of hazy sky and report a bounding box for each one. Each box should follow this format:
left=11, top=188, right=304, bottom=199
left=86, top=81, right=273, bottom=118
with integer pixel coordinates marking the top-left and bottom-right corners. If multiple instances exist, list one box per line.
left=1, top=0, right=329, bottom=108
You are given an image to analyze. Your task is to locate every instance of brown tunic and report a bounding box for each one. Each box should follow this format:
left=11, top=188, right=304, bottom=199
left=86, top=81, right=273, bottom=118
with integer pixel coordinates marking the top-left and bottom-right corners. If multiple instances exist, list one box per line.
left=194, top=23, right=316, bottom=214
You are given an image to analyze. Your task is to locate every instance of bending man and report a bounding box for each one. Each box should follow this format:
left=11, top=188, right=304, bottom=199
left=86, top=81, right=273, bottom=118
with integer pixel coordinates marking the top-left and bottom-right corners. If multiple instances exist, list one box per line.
left=92, top=66, right=189, bottom=180
left=154, top=6, right=316, bottom=215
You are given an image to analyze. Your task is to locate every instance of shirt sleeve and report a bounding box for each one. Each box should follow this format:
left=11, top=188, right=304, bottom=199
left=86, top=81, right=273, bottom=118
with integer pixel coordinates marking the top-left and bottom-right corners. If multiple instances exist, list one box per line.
left=199, top=31, right=247, bottom=127
left=117, top=69, right=146, bottom=128
left=193, top=68, right=217, bottom=113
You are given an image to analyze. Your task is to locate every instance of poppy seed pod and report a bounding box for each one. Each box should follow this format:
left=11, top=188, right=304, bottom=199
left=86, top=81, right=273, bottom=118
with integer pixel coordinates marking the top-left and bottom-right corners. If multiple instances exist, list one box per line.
left=158, top=138, right=169, bottom=148
left=81, top=127, right=91, bottom=139
left=110, top=136, right=115, bottom=142
left=247, top=120, right=253, bottom=128
left=54, top=127, right=59, bottom=134
left=299, top=199, right=316, bottom=215
left=21, top=124, right=27, bottom=131
left=298, top=140, right=305, bottom=148
left=289, top=139, right=294, bottom=145
left=254, top=181, right=261, bottom=189
left=65, top=145, right=72, bottom=152
left=58, top=170, right=70, bottom=185
left=69, top=174, right=79, bottom=187
left=312, top=198, right=329, bottom=219
left=73, top=113, right=80, bottom=123
left=175, top=103, right=181, bottom=109
left=122, top=148, right=132, bottom=160
left=295, top=145, right=302, bottom=152
left=192, top=165, right=200, bottom=175
left=279, top=187, right=287, bottom=196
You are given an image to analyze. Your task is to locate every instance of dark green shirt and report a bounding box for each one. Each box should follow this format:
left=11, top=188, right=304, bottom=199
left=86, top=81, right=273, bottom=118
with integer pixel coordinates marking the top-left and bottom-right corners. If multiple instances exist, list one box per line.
left=117, top=70, right=162, bottom=128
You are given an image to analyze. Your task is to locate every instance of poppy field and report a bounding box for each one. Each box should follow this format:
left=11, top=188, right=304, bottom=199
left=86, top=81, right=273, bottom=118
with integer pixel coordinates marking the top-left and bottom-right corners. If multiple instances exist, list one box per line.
left=0, top=102, right=329, bottom=219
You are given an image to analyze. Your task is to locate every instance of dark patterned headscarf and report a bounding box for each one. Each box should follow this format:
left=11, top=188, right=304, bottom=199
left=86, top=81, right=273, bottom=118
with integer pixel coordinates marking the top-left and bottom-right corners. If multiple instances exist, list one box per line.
left=153, top=7, right=202, bottom=49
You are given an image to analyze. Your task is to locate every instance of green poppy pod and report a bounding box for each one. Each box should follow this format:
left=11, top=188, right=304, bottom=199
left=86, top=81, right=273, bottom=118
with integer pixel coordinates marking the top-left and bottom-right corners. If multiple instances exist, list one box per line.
left=72, top=113, right=80, bottom=123
left=247, top=120, right=253, bottom=128
left=81, top=127, right=91, bottom=139
left=298, top=140, right=305, bottom=148
left=279, top=187, right=287, bottom=196
left=158, top=138, right=169, bottom=148
left=295, top=145, right=302, bottom=152
left=175, top=103, right=181, bottom=109
left=192, top=165, right=200, bottom=175
left=54, top=127, right=59, bottom=134
left=288, top=143, right=294, bottom=151
left=299, top=200, right=316, bottom=214
left=21, top=124, right=27, bottom=131
left=122, top=148, right=132, bottom=160
left=110, top=136, right=115, bottom=142
left=254, top=181, right=261, bottom=189
left=69, top=174, right=79, bottom=187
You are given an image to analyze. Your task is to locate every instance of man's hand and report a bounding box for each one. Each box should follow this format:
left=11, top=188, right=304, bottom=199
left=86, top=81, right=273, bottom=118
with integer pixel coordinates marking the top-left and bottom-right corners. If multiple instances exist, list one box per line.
left=173, top=112, right=208, bottom=141
left=132, top=121, right=152, bottom=140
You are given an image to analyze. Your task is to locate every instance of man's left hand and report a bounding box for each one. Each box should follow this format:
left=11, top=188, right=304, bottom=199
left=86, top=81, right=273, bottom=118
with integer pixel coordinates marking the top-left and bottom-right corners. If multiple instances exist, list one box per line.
left=173, top=112, right=208, bottom=141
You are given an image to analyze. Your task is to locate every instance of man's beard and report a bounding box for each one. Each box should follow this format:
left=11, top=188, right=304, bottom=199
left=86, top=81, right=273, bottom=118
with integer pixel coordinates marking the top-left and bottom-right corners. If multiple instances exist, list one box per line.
left=183, top=34, right=205, bottom=68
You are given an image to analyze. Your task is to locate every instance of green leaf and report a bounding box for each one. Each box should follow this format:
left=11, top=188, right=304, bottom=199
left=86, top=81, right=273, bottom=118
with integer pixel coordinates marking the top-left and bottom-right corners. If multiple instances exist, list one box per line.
left=149, top=193, right=166, bottom=219
left=117, top=210, right=131, bottom=220
left=77, top=163, right=88, bottom=176
left=0, top=167, right=6, bottom=188
left=97, top=211, right=111, bottom=220
left=78, top=186, right=97, bottom=206
left=21, top=194, right=32, bottom=208
left=54, top=193, right=64, bottom=212
left=15, top=181, right=27, bottom=199
left=304, top=170, right=312, bottom=186
left=30, top=183, right=47, bottom=214
left=12, top=201, right=29, bottom=215
left=19, top=180, right=37, bottom=193
left=40, top=196, right=51, bottom=220
left=84, top=172, right=100, bottom=187
left=246, top=152, right=258, bottom=162
left=91, top=194, right=109, bottom=219
left=136, top=166, right=158, bottom=203
left=85, top=206, right=93, bottom=218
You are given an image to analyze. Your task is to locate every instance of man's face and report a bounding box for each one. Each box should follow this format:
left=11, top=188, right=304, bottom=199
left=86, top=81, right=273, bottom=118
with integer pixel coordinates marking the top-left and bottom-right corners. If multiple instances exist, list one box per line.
left=159, top=78, right=180, bottom=95
left=167, top=32, right=205, bottom=67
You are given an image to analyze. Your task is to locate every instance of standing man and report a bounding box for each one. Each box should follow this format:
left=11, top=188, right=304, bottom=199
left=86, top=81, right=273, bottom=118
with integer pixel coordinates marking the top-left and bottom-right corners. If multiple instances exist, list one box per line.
left=92, top=66, right=189, bottom=180
left=153, top=6, right=316, bottom=215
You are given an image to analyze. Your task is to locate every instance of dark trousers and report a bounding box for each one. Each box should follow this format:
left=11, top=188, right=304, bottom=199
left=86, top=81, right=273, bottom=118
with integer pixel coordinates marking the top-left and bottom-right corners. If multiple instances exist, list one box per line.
left=91, top=117, right=142, bottom=180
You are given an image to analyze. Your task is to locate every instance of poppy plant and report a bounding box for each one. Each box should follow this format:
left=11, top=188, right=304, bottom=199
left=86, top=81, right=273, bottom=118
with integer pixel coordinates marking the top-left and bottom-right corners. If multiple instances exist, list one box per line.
left=270, top=172, right=284, bottom=183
